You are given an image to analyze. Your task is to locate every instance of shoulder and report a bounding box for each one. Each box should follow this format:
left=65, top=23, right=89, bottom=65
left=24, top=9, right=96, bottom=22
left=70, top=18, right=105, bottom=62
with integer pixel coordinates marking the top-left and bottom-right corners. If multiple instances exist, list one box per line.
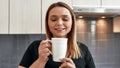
left=77, top=42, right=88, bottom=51
left=27, top=40, right=42, bottom=50
left=77, top=42, right=95, bottom=67
left=19, top=40, right=42, bottom=67
left=30, top=40, right=41, bottom=45
left=77, top=42, right=91, bottom=56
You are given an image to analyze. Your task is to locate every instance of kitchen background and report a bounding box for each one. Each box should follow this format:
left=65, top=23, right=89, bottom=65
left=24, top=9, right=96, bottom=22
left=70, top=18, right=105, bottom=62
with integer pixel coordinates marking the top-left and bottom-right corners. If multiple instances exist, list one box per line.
left=0, top=0, right=120, bottom=68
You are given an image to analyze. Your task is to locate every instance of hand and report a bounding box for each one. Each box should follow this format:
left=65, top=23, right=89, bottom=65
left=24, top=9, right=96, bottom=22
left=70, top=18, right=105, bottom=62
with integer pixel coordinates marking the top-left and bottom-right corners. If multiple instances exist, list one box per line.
left=38, top=40, right=51, bottom=65
left=59, top=58, right=76, bottom=68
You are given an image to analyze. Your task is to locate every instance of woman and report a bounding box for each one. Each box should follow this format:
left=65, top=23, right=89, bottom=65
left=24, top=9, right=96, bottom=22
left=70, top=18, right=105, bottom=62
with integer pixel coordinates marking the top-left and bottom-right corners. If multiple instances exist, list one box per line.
left=18, top=2, right=95, bottom=68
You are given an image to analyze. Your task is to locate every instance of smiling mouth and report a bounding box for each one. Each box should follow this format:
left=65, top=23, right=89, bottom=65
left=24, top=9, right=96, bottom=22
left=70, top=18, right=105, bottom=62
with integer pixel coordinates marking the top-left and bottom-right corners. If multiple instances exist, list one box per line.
left=55, top=28, right=65, bottom=31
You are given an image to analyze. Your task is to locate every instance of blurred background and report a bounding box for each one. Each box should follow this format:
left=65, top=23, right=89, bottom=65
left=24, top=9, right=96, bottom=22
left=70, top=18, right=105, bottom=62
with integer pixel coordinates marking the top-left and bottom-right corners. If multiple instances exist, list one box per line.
left=0, top=0, right=120, bottom=68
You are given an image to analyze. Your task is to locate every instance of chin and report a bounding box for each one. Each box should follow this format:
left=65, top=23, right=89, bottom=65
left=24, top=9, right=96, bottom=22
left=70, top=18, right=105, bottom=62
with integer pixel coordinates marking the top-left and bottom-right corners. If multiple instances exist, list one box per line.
left=56, top=35, right=67, bottom=38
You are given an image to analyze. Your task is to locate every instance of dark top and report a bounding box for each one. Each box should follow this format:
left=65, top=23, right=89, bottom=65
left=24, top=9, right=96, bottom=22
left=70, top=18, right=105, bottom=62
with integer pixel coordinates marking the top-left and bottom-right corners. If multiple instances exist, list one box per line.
left=19, top=40, right=95, bottom=68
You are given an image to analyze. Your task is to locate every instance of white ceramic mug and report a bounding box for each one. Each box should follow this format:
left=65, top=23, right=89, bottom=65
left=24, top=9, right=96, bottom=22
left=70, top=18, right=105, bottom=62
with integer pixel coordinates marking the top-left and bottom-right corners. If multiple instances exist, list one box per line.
left=50, top=38, right=68, bottom=62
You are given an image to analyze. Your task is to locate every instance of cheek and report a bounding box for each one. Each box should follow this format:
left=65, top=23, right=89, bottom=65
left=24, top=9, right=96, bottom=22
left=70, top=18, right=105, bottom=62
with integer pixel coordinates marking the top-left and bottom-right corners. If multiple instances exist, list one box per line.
left=68, top=19, right=72, bottom=27
left=48, top=21, right=52, bottom=28
left=48, top=22, right=54, bottom=32
left=66, top=22, right=72, bottom=31
left=68, top=21, right=72, bottom=28
left=48, top=22, right=52, bottom=31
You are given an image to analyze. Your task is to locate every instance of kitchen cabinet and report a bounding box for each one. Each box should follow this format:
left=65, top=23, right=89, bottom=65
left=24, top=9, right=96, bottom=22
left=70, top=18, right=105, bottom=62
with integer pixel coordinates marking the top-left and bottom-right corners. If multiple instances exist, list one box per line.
left=0, top=0, right=9, bottom=34
left=73, top=0, right=101, bottom=7
left=41, top=0, right=72, bottom=34
left=102, top=0, right=120, bottom=8
left=10, top=0, right=41, bottom=34
left=73, top=0, right=120, bottom=8
left=113, top=16, right=120, bottom=33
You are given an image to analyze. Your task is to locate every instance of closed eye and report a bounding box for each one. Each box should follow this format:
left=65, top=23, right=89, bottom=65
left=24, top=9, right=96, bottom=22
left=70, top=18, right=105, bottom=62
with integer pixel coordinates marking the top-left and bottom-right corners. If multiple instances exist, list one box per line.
left=50, top=16, right=57, bottom=22
left=62, top=18, right=68, bottom=21
left=62, top=17, right=69, bottom=21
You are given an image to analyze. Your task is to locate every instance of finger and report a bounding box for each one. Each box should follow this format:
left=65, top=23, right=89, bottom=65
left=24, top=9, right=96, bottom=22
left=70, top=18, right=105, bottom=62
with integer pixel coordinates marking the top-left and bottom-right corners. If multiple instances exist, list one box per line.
left=42, top=52, right=50, bottom=57
left=39, top=48, right=50, bottom=54
left=60, top=58, right=74, bottom=64
left=39, top=47, right=52, bottom=57
left=39, top=50, right=50, bottom=60
left=59, top=62, right=67, bottom=68
left=59, top=62, right=72, bottom=68
left=40, top=40, right=50, bottom=47
left=41, top=48, right=53, bottom=55
left=49, top=50, right=53, bottom=55
left=39, top=54, right=49, bottom=62
left=39, top=40, right=51, bottom=49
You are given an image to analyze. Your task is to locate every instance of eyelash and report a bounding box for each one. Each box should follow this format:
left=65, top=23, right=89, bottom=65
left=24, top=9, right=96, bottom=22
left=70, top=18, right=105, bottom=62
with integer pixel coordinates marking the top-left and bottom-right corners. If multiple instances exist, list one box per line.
left=51, top=19, right=57, bottom=21
left=51, top=18, right=68, bottom=21
left=63, top=18, right=68, bottom=21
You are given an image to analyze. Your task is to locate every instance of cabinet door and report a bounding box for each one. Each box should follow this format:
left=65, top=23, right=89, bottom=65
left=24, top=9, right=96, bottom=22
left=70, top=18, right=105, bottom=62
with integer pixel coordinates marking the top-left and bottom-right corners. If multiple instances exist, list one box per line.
left=102, top=0, right=120, bottom=8
left=73, top=0, right=101, bottom=7
left=0, top=0, right=8, bottom=34
left=10, top=0, right=41, bottom=34
left=42, top=0, right=72, bottom=34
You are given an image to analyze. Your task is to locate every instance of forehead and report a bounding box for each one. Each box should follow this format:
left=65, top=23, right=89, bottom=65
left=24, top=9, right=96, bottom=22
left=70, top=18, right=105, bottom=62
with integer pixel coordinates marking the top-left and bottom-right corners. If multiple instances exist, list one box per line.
left=49, top=6, right=71, bottom=16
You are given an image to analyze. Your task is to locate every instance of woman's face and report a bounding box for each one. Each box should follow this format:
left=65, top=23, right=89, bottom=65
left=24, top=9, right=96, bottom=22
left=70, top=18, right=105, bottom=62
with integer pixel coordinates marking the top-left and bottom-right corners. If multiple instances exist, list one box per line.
left=48, top=7, right=72, bottom=38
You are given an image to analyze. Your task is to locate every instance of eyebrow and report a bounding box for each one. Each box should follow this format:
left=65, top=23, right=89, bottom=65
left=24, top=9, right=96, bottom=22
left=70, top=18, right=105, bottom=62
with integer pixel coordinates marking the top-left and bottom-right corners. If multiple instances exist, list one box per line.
left=50, top=15, right=69, bottom=17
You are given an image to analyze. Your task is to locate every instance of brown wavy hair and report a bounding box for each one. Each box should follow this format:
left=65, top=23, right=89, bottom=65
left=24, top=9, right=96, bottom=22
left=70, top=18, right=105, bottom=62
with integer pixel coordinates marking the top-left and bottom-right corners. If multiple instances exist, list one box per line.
left=45, top=2, right=81, bottom=58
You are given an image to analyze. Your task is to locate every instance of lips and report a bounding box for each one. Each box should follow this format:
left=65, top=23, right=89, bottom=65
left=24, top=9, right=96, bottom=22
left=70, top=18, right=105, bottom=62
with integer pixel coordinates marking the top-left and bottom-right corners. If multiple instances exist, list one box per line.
left=55, top=28, right=65, bottom=32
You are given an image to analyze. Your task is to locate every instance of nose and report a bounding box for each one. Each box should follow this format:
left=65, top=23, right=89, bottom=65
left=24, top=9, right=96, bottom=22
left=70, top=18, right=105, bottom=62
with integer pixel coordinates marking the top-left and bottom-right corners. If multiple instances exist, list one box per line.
left=57, top=19, right=63, bottom=26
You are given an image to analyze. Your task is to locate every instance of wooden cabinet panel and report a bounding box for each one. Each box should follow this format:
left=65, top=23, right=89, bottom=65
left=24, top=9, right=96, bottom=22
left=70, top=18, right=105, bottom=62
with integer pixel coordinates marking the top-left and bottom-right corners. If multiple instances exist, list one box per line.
left=73, top=0, right=120, bottom=8
left=102, top=0, right=120, bottom=8
left=0, top=0, right=9, bottom=34
left=73, top=0, right=101, bottom=7
left=10, top=0, right=41, bottom=34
